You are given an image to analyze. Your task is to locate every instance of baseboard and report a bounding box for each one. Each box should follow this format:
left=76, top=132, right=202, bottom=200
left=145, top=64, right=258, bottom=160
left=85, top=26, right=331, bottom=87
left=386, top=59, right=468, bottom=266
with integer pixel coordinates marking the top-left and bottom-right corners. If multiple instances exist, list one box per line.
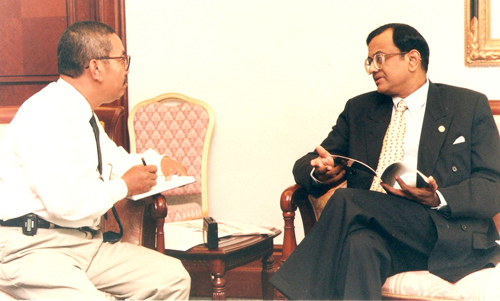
left=189, top=245, right=283, bottom=299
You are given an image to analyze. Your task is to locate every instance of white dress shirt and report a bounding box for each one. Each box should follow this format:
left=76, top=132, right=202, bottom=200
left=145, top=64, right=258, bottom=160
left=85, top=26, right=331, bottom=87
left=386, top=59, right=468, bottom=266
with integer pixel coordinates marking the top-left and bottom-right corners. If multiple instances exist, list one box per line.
left=0, top=79, right=165, bottom=229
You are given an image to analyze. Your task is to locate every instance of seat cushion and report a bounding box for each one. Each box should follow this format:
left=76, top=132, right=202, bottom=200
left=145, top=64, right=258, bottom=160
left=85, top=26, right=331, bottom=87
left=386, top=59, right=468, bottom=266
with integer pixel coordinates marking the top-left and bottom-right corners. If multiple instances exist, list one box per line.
left=382, top=265, right=500, bottom=300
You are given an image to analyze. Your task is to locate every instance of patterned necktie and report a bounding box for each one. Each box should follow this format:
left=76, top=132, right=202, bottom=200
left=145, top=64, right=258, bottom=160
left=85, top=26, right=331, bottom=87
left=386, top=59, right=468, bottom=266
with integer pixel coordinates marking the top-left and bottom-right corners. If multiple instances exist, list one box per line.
left=370, top=100, right=408, bottom=193
left=89, top=114, right=123, bottom=243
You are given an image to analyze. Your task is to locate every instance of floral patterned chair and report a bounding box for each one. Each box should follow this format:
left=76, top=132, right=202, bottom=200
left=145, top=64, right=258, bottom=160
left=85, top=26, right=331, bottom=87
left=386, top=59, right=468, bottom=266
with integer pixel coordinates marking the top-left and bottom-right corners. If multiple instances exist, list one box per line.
left=278, top=100, right=500, bottom=300
left=128, top=93, right=214, bottom=251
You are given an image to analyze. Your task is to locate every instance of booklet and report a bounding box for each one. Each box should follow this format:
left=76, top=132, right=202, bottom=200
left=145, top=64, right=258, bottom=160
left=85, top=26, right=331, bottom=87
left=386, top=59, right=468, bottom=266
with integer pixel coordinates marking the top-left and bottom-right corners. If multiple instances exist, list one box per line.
left=331, top=155, right=429, bottom=188
left=163, top=219, right=276, bottom=251
left=127, top=175, right=195, bottom=200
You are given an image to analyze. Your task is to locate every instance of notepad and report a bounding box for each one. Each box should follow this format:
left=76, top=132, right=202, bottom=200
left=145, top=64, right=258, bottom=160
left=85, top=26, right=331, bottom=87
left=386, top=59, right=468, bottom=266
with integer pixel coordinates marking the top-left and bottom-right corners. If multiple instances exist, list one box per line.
left=127, top=175, right=195, bottom=200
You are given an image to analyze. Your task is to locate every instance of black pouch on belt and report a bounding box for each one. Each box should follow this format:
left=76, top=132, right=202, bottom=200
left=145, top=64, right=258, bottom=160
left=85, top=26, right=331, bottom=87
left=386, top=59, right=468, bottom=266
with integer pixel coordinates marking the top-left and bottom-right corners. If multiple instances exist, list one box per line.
left=23, top=213, right=38, bottom=236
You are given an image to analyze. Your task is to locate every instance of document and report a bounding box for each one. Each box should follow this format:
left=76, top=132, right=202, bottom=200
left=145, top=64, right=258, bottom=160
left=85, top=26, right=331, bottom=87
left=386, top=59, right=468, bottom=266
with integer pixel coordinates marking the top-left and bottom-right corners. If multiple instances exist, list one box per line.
left=163, top=219, right=275, bottom=251
left=331, top=155, right=429, bottom=188
left=127, top=175, right=195, bottom=201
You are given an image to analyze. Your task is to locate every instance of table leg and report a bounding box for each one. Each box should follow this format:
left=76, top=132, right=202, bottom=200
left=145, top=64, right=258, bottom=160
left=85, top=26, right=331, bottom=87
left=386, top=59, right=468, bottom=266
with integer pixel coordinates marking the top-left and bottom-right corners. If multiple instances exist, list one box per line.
left=261, top=253, right=275, bottom=300
left=209, top=259, right=226, bottom=300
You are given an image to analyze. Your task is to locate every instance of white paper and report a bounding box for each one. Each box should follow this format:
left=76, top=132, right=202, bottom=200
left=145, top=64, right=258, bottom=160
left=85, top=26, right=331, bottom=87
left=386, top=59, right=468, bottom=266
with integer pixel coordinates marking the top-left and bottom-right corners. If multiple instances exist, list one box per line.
left=127, top=175, right=195, bottom=201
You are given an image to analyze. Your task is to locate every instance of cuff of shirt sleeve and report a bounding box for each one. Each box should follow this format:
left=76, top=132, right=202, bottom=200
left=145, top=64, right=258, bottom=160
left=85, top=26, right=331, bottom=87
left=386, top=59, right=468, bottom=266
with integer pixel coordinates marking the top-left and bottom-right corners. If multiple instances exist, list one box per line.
left=431, top=190, right=448, bottom=210
left=110, top=178, right=129, bottom=201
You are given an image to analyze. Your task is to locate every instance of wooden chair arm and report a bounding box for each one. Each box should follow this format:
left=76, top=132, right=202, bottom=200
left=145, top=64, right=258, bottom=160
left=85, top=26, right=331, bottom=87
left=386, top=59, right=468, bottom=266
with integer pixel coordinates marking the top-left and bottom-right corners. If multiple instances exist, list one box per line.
left=150, top=193, right=168, bottom=253
left=280, top=181, right=347, bottom=264
left=280, top=184, right=308, bottom=263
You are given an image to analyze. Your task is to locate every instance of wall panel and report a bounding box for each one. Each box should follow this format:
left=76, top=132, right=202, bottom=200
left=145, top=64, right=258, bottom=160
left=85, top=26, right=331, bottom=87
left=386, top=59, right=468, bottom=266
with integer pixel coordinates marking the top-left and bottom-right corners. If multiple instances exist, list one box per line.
left=0, top=0, right=128, bottom=148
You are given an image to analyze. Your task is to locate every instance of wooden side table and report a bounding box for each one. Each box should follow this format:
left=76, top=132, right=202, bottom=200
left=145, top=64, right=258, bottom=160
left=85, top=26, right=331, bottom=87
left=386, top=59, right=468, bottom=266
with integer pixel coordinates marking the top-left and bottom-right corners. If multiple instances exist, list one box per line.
left=164, top=228, right=281, bottom=300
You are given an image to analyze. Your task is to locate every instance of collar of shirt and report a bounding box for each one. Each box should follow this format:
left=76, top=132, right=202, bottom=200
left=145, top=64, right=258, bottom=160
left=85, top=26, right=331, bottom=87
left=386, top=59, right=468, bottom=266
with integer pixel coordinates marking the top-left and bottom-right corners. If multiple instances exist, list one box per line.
left=57, top=78, right=94, bottom=121
left=391, top=79, right=429, bottom=117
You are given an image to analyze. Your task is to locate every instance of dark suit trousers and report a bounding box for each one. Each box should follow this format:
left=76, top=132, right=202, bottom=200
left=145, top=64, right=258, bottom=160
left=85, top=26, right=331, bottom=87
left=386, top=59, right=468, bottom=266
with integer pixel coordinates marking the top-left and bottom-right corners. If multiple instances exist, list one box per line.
left=270, top=188, right=438, bottom=300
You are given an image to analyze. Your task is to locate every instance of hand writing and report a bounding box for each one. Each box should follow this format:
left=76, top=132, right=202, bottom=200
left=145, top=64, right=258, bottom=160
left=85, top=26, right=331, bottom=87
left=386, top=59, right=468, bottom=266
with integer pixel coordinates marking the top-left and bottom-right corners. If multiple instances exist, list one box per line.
left=122, top=164, right=158, bottom=196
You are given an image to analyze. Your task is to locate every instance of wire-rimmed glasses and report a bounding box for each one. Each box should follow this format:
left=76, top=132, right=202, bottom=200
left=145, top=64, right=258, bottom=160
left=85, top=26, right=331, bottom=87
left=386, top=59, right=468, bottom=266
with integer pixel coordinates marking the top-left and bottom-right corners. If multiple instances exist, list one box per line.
left=85, top=55, right=131, bottom=71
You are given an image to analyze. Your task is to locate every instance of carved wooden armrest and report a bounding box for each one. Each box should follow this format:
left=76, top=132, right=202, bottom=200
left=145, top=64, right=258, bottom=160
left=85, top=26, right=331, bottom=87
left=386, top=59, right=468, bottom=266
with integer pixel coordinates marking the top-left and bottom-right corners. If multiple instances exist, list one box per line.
left=280, top=181, right=347, bottom=264
left=150, top=193, right=168, bottom=253
left=280, top=184, right=307, bottom=263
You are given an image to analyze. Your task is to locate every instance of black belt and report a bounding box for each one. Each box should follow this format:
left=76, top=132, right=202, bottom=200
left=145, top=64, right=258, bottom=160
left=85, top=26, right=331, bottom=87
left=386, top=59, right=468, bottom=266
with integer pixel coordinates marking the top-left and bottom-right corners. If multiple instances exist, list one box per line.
left=0, top=214, right=94, bottom=236
left=0, top=214, right=58, bottom=228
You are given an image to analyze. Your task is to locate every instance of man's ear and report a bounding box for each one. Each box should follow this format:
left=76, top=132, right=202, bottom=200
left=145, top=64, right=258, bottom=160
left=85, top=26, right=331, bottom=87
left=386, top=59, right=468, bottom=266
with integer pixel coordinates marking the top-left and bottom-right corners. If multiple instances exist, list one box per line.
left=407, top=50, right=421, bottom=72
left=88, top=59, right=104, bottom=82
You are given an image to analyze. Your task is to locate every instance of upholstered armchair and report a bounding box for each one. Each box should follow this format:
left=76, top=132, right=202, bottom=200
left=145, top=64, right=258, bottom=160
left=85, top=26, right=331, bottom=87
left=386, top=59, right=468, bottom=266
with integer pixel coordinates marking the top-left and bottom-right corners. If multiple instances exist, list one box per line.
left=279, top=101, right=500, bottom=300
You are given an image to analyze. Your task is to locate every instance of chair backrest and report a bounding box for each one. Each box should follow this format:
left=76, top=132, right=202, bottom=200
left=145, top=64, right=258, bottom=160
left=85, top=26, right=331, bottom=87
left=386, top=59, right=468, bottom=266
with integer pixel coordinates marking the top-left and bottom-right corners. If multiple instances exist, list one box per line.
left=128, top=93, right=215, bottom=222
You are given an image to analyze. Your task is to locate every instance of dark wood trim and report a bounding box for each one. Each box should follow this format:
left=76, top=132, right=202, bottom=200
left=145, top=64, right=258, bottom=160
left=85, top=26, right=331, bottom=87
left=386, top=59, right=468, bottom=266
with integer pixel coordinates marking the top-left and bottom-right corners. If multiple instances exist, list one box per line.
left=0, top=75, right=59, bottom=84
left=490, top=100, right=500, bottom=115
left=0, top=0, right=129, bottom=150
left=95, top=0, right=129, bottom=150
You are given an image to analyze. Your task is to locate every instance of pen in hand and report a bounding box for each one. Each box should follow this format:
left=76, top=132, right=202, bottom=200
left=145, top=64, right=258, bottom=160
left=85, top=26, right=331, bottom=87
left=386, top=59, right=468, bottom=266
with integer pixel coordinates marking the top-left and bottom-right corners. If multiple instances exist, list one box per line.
left=141, top=157, right=157, bottom=190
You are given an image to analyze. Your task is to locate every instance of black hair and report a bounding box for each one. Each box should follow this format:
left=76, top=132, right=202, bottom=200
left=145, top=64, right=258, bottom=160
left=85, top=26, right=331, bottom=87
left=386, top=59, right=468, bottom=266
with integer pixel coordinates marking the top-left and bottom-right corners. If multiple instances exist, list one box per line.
left=57, top=21, right=115, bottom=77
left=367, top=23, right=429, bottom=72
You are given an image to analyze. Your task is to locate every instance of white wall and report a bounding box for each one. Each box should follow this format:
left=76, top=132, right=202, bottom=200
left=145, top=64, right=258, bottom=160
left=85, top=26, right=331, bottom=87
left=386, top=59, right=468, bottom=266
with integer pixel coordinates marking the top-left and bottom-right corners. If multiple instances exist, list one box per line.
left=125, top=0, right=500, bottom=243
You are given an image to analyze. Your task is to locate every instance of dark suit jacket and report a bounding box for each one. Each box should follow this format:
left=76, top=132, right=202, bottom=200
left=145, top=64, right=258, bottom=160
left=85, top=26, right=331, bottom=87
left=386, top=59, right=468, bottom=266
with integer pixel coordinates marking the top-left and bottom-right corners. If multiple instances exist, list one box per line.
left=293, top=82, right=500, bottom=282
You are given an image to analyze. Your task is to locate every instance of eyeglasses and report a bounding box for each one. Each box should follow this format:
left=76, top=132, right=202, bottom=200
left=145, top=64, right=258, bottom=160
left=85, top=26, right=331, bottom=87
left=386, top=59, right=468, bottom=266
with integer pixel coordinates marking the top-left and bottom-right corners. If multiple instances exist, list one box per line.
left=85, top=55, right=131, bottom=71
left=364, top=52, right=407, bottom=74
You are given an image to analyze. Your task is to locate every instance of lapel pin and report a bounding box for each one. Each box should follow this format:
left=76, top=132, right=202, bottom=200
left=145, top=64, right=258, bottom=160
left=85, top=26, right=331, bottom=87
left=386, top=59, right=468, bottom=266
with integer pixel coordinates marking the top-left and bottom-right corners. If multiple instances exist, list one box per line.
left=438, top=125, right=445, bottom=133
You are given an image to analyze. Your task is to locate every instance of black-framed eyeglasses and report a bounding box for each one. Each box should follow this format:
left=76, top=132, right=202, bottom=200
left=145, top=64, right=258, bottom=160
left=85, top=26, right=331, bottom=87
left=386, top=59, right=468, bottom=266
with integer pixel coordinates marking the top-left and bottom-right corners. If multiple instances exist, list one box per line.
left=85, top=55, right=131, bottom=71
left=364, top=52, right=407, bottom=74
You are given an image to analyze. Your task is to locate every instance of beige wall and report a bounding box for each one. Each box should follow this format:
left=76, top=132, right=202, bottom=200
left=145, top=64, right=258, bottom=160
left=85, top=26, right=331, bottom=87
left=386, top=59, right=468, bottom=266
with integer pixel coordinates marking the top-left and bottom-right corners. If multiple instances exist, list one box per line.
left=125, top=0, right=500, bottom=243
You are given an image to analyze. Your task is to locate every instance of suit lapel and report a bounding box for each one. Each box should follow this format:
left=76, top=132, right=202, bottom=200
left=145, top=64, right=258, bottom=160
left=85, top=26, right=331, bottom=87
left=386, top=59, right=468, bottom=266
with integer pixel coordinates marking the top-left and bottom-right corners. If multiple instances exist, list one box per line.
left=417, top=82, right=453, bottom=176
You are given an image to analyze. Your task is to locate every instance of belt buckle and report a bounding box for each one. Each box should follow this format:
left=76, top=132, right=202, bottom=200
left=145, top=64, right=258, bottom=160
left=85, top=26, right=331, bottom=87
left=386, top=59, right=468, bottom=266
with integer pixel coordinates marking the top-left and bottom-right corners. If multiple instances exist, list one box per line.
left=22, top=213, right=38, bottom=236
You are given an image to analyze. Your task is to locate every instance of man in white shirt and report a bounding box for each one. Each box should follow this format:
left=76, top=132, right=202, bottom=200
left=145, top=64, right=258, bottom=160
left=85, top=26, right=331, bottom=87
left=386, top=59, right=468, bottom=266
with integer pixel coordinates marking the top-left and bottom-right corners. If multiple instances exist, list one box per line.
left=0, top=21, right=190, bottom=299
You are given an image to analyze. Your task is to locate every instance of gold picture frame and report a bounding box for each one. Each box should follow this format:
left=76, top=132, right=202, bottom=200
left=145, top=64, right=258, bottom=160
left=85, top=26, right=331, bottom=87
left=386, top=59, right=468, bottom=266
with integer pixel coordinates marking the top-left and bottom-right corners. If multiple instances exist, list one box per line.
left=465, top=0, right=500, bottom=66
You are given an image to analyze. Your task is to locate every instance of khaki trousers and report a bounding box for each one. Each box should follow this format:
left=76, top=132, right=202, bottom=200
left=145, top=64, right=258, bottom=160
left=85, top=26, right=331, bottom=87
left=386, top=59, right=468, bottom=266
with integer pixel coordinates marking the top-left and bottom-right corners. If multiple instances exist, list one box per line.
left=0, top=226, right=190, bottom=300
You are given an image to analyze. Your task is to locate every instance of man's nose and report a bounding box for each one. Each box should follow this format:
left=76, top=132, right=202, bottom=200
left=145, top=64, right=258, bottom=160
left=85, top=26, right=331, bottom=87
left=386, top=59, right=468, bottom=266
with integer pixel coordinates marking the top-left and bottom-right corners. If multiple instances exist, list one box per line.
left=367, top=61, right=378, bottom=75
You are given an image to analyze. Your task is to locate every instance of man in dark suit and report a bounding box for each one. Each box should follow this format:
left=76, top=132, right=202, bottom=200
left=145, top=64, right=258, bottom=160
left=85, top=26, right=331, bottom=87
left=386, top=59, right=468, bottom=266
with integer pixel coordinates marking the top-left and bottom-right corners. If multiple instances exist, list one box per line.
left=270, top=23, right=500, bottom=300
